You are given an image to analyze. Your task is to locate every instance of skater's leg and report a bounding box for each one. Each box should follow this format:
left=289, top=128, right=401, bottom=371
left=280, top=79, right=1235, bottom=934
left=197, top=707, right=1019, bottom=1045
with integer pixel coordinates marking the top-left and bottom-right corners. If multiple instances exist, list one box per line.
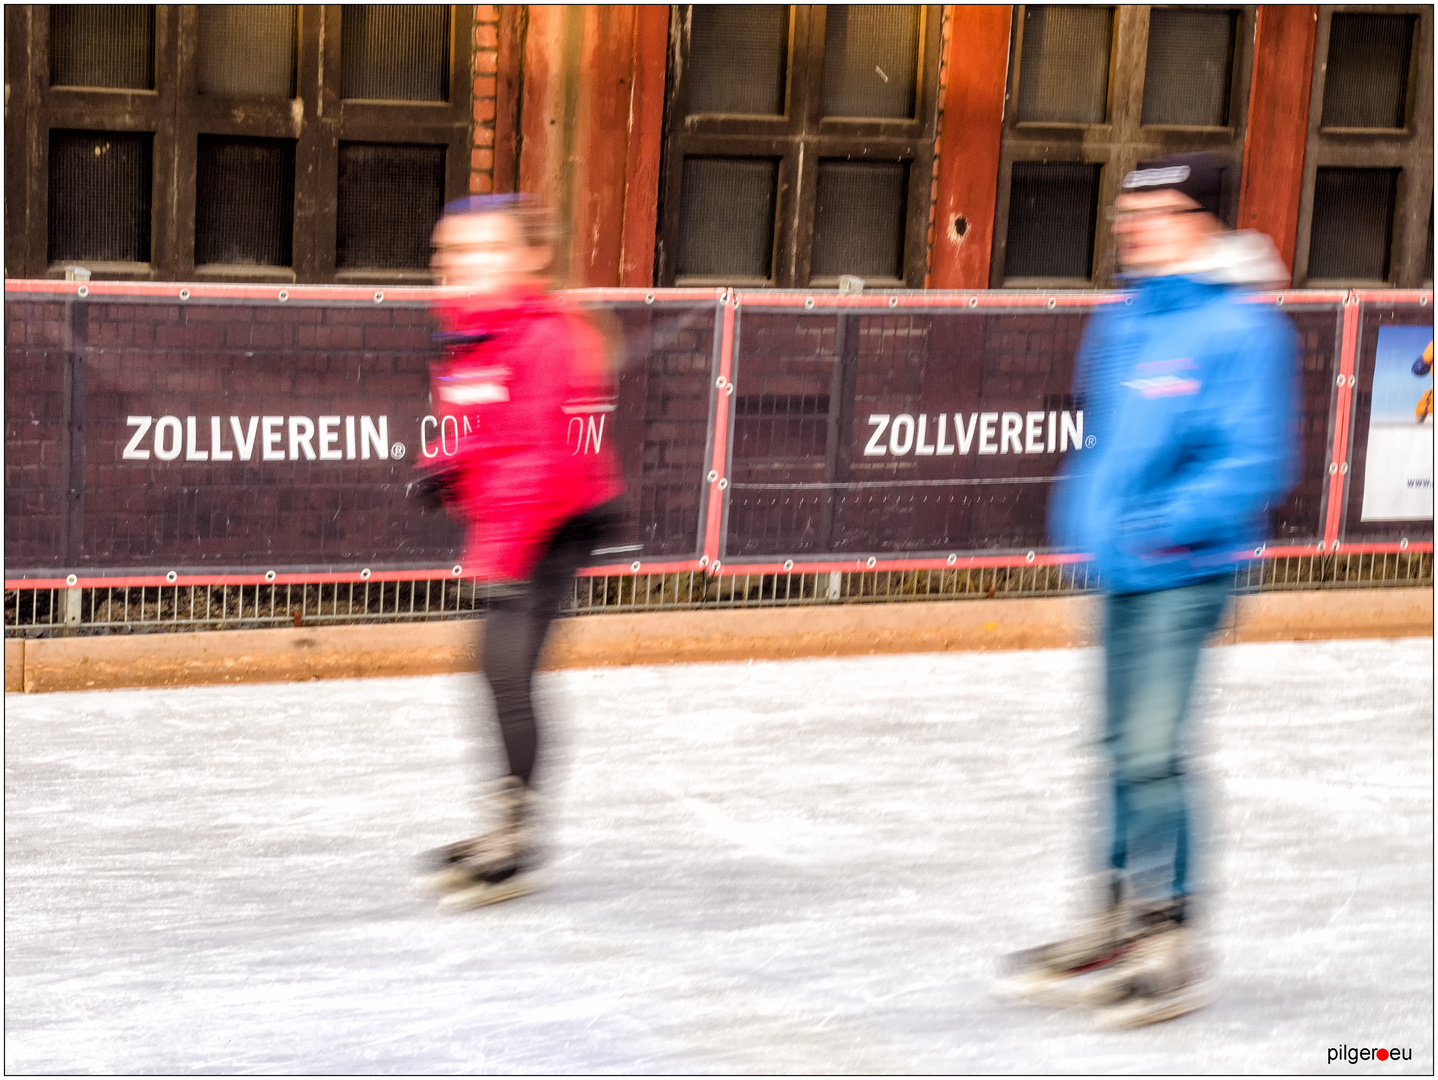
left=1102, top=591, right=1144, bottom=880
left=480, top=585, right=545, bottom=786
left=529, top=504, right=620, bottom=616
left=1103, top=576, right=1228, bottom=904
left=426, top=588, right=547, bottom=903
left=522, top=518, right=597, bottom=668
left=435, top=504, right=621, bottom=907
left=480, top=502, right=620, bottom=787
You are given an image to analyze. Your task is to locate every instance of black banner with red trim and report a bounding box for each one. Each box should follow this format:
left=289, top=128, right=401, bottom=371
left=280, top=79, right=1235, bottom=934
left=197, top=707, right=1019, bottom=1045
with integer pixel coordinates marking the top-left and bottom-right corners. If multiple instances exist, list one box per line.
left=3, top=282, right=1430, bottom=585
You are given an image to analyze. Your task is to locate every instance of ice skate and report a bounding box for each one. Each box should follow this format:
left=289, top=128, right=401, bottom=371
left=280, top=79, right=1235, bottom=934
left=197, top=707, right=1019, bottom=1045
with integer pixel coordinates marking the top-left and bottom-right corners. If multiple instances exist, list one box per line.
left=419, top=776, right=542, bottom=909
left=993, top=879, right=1142, bottom=1007
left=1093, top=907, right=1212, bottom=1027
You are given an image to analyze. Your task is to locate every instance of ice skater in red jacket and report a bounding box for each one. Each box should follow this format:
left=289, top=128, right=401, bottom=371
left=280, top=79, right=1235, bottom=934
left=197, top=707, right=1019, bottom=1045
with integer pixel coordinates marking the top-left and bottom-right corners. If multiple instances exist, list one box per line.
left=417, top=194, right=624, bottom=908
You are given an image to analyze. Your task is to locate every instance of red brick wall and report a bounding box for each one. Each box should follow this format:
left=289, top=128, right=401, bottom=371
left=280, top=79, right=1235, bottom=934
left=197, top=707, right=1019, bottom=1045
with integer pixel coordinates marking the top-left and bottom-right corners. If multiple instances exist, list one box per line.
left=470, top=5, right=501, bottom=194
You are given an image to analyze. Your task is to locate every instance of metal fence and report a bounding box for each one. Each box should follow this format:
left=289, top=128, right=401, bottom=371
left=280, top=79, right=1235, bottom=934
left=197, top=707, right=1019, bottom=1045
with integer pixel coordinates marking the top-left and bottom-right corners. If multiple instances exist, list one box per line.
left=6, top=551, right=1429, bottom=636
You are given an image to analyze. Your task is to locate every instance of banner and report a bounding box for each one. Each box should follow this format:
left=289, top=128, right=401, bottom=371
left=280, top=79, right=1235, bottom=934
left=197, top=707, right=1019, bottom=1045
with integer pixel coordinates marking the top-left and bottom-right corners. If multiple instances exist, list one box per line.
left=3, top=291, right=718, bottom=574
left=3, top=283, right=1428, bottom=581
left=1341, top=300, right=1436, bottom=546
left=725, top=307, right=1089, bottom=559
left=1358, top=325, right=1433, bottom=521
left=722, top=300, right=1345, bottom=561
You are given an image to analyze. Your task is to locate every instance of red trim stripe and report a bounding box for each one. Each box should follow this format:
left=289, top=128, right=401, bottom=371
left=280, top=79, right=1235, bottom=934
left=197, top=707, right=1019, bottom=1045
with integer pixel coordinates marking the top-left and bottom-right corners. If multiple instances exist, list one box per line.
left=1349, top=289, right=1434, bottom=305
left=1323, top=298, right=1362, bottom=545
left=3, top=280, right=729, bottom=305
left=3, top=280, right=1406, bottom=308
left=700, top=295, right=738, bottom=571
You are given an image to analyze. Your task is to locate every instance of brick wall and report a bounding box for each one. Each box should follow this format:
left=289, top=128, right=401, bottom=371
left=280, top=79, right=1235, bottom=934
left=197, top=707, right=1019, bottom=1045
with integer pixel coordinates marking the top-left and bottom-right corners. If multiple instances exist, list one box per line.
left=470, top=5, right=501, bottom=194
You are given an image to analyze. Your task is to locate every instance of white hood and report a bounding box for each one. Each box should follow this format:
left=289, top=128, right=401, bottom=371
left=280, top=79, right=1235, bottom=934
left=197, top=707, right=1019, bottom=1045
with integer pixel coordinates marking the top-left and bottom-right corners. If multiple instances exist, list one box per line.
left=1175, top=229, right=1291, bottom=289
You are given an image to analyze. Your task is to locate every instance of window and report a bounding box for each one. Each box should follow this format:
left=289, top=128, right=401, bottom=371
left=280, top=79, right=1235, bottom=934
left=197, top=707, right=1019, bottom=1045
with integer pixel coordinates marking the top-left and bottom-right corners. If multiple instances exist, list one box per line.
left=47, top=130, right=153, bottom=266
left=1321, top=12, right=1414, bottom=130
left=1142, top=8, right=1238, bottom=127
left=656, top=5, right=942, bottom=288
left=194, top=136, right=296, bottom=269
left=1016, top=5, right=1113, bottom=125
left=49, top=5, right=155, bottom=90
left=993, top=5, right=1254, bottom=287
left=5, top=5, right=474, bottom=282
left=1307, top=167, right=1399, bottom=280
left=1295, top=7, right=1432, bottom=285
left=197, top=5, right=297, bottom=98
left=1004, top=162, right=1102, bottom=279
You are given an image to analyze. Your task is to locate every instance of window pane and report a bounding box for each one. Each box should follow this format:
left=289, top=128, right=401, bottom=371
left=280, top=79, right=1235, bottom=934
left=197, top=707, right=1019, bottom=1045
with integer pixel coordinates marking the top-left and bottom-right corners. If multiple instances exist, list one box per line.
left=48, top=130, right=152, bottom=264
left=198, top=6, right=297, bottom=98
left=49, top=5, right=154, bottom=89
left=1307, top=167, right=1398, bottom=281
left=687, top=5, right=788, bottom=116
left=341, top=5, right=450, bottom=102
left=1004, top=162, right=1100, bottom=280
left=811, top=160, right=908, bottom=280
left=1017, top=6, right=1112, bottom=124
left=336, top=143, right=445, bottom=270
left=1142, top=8, right=1236, bottom=127
left=677, top=157, right=778, bottom=279
left=1321, top=14, right=1415, bottom=130
left=195, top=137, right=296, bottom=267
left=821, top=5, right=921, bottom=119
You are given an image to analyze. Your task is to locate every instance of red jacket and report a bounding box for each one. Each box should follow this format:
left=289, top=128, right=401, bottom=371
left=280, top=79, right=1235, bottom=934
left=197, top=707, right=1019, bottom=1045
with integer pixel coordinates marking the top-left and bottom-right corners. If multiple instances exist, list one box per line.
left=427, top=290, right=624, bottom=581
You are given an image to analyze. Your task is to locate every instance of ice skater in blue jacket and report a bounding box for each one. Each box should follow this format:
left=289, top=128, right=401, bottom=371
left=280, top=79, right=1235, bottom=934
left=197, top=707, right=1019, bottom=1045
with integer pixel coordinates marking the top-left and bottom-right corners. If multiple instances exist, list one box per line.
left=997, top=153, right=1298, bottom=1026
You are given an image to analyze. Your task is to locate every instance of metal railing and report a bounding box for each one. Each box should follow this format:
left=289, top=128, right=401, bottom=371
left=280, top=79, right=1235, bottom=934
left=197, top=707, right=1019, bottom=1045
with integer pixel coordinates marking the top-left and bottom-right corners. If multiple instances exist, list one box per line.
left=5, top=552, right=1428, bottom=637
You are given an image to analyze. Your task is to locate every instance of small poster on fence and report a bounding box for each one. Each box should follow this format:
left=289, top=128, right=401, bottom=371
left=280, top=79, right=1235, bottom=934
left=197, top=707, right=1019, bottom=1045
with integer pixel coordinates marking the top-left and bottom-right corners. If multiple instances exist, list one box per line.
left=1360, top=325, right=1434, bottom=522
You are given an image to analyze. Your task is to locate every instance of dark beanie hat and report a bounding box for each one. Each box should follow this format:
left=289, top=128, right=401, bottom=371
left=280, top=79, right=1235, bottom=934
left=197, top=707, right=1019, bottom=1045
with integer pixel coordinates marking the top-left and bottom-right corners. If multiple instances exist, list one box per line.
left=1120, top=152, right=1232, bottom=220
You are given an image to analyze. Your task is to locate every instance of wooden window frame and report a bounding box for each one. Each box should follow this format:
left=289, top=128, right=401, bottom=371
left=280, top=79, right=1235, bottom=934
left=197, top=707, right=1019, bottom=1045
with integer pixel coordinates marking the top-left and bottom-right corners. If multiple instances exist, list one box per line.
left=4, top=4, right=474, bottom=284
left=655, top=4, right=943, bottom=289
left=1292, top=5, right=1433, bottom=287
left=991, top=4, right=1256, bottom=288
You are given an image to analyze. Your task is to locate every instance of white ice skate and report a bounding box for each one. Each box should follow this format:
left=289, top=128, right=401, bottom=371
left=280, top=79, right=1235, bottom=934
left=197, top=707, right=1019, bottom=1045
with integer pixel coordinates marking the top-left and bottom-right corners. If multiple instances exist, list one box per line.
left=993, top=880, right=1137, bottom=1007
left=419, top=776, right=543, bottom=910
left=1092, top=918, right=1212, bottom=1028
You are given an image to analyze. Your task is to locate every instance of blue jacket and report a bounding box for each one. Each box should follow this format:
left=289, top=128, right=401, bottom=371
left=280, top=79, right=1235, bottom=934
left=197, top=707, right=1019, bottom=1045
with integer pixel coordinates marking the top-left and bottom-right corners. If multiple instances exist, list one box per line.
left=1050, top=272, right=1298, bottom=594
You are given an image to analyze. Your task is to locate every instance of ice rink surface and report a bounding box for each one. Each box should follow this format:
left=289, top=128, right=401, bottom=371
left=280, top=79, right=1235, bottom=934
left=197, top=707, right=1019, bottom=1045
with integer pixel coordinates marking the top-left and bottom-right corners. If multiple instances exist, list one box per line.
left=6, top=636, right=1432, bottom=1074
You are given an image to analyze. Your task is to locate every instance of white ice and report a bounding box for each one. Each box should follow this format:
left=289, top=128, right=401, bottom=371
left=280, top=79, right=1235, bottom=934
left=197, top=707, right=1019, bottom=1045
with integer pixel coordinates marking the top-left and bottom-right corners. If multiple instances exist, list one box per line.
left=5, top=637, right=1433, bottom=1073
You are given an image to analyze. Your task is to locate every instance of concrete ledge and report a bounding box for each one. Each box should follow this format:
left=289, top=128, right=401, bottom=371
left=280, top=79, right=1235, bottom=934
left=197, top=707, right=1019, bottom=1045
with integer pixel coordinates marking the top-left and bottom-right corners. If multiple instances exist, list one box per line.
left=8, top=588, right=1430, bottom=694
left=6, top=638, right=24, bottom=692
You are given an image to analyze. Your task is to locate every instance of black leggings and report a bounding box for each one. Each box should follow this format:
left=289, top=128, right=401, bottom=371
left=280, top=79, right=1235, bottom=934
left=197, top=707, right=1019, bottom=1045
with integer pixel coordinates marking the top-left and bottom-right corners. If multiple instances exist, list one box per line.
left=479, top=502, right=618, bottom=787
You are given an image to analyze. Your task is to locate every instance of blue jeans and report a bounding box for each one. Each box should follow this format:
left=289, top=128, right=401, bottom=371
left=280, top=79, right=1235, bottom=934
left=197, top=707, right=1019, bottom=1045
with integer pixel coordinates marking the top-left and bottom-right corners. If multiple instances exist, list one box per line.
left=1102, top=575, right=1230, bottom=904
